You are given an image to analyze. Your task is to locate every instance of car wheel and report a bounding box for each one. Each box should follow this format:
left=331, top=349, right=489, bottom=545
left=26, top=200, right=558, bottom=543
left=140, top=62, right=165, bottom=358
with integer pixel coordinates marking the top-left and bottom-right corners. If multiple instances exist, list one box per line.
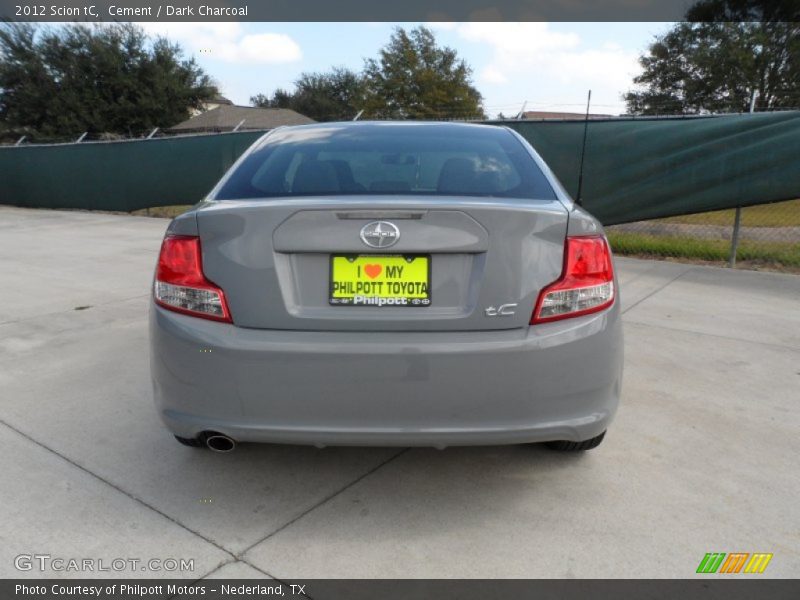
left=174, top=434, right=204, bottom=448
left=546, top=431, right=606, bottom=451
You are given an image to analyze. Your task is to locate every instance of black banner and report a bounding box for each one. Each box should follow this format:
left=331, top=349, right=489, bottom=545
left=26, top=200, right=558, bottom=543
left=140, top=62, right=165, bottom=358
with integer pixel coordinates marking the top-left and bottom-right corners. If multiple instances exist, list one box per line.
left=3, top=579, right=800, bottom=600
left=0, top=0, right=767, bottom=23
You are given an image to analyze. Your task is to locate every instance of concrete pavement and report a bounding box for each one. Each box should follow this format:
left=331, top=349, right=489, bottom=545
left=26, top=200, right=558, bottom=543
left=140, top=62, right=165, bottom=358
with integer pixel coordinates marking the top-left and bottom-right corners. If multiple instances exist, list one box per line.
left=1, top=206, right=798, bottom=580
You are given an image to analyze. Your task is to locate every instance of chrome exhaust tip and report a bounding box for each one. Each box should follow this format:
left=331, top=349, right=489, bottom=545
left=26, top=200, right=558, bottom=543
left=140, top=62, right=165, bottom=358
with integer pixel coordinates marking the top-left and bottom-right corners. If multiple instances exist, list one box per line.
left=204, top=433, right=236, bottom=453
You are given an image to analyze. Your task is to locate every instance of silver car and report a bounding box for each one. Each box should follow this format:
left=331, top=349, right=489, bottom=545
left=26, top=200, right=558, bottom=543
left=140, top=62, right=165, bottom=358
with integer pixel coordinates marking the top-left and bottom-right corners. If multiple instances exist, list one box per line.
left=149, top=122, right=623, bottom=453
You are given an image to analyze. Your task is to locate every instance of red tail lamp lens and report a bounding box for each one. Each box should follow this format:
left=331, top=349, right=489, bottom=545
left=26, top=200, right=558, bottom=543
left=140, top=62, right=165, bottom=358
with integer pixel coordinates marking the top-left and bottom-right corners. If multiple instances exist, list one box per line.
left=532, top=235, right=615, bottom=324
left=154, top=235, right=231, bottom=323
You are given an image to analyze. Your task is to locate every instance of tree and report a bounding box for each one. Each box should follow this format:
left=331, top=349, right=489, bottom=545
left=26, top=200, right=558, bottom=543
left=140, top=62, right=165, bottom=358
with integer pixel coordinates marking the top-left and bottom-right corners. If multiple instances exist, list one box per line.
left=249, top=27, right=485, bottom=121
left=0, top=22, right=217, bottom=137
left=251, top=91, right=286, bottom=108
left=624, top=3, right=800, bottom=114
left=362, top=26, right=485, bottom=120
left=250, top=67, right=365, bottom=120
left=685, top=0, right=800, bottom=21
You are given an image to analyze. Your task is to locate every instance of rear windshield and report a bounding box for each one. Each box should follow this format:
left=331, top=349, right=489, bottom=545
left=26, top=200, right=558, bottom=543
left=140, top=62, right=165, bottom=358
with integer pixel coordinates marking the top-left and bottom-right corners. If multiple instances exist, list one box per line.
left=213, top=124, right=557, bottom=200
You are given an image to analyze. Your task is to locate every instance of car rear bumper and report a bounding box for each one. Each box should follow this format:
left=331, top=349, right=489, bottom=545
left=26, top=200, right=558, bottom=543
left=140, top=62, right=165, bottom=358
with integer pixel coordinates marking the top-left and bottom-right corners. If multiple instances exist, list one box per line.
left=149, top=302, right=623, bottom=447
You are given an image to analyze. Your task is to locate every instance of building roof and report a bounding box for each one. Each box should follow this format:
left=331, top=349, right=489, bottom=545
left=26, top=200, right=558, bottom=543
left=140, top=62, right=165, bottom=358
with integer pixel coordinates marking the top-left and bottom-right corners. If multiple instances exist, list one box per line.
left=169, top=105, right=315, bottom=132
left=208, top=95, right=233, bottom=105
left=522, top=110, right=615, bottom=120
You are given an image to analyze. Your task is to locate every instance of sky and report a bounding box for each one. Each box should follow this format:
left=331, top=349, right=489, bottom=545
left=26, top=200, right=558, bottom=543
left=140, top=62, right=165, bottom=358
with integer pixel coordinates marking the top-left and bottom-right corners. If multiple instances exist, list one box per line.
left=137, top=22, right=672, bottom=118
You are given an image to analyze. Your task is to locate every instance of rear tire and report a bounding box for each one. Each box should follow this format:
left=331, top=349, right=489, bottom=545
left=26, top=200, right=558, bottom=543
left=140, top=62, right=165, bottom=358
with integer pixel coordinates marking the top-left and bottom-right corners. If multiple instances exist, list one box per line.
left=174, top=434, right=204, bottom=448
left=546, top=431, right=606, bottom=452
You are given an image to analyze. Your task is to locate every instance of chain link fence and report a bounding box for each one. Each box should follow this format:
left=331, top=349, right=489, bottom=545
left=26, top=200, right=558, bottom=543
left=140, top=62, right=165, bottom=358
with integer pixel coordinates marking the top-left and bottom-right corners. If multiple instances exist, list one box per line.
left=3, top=115, right=799, bottom=273
left=606, top=198, right=800, bottom=271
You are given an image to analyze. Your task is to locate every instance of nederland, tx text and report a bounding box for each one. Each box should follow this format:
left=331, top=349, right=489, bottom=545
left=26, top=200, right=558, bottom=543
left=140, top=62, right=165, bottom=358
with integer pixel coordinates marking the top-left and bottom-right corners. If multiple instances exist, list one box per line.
left=15, top=583, right=306, bottom=596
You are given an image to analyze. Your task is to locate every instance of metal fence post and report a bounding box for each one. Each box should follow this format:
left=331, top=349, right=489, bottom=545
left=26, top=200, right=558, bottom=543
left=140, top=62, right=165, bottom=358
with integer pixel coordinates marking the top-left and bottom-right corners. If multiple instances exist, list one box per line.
left=728, top=206, right=742, bottom=268
left=728, top=91, right=756, bottom=268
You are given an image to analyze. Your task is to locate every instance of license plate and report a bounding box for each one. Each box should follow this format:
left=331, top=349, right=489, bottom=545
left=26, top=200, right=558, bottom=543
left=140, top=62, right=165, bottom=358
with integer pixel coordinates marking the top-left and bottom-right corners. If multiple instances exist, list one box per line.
left=329, top=255, right=431, bottom=307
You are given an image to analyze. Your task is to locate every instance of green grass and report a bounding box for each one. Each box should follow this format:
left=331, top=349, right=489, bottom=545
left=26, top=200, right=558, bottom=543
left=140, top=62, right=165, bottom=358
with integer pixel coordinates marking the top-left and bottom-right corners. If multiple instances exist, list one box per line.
left=660, top=199, right=800, bottom=227
left=607, top=231, right=800, bottom=270
left=131, top=205, right=193, bottom=219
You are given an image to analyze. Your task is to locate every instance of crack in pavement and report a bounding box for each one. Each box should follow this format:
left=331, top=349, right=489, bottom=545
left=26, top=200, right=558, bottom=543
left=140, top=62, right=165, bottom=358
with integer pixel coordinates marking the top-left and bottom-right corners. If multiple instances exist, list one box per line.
left=237, top=448, right=411, bottom=560
left=622, top=319, right=800, bottom=352
left=0, top=417, right=238, bottom=562
left=1, top=416, right=409, bottom=585
left=621, top=265, right=694, bottom=315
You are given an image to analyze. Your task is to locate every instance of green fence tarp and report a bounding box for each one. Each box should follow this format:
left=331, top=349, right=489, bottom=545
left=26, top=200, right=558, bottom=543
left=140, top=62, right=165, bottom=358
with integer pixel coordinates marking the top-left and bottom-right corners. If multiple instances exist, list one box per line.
left=0, top=130, right=264, bottom=213
left=504, top=111, right=800, bottom=224
left=1, top=112, right=799, bottom=224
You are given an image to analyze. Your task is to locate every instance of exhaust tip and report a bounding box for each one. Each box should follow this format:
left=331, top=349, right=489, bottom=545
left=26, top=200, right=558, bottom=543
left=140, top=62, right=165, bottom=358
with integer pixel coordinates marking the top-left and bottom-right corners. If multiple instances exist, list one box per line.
left=204, top=433, right=236, bottom=453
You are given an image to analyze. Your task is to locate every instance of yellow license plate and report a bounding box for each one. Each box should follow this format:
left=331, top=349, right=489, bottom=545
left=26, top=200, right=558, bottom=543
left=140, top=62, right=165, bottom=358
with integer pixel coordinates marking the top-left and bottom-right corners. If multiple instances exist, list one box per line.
left=329, top=255, right=431, bottom=307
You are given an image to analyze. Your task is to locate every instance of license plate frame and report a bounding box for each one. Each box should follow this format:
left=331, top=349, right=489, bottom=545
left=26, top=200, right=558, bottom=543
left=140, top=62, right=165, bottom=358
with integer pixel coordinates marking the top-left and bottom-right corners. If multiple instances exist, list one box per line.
left=329, top=254, right=432, bottom=307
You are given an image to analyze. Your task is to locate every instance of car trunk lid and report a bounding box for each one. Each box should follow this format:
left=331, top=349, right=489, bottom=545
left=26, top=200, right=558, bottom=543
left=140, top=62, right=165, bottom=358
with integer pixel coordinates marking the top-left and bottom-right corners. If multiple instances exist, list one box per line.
left=196, top=196, right=567, bottom=331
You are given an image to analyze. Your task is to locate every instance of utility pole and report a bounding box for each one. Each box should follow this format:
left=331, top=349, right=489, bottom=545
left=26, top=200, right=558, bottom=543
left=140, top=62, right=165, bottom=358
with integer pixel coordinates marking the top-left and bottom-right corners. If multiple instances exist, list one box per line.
left=575, top=90, right=592, bottom=207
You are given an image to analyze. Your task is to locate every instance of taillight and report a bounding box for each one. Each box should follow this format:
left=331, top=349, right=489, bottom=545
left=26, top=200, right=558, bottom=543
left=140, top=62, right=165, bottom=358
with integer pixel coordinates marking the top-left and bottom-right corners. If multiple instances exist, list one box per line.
left=154, top=235, right=232, bottom=323
left=531, top=235, right=615, bottom=324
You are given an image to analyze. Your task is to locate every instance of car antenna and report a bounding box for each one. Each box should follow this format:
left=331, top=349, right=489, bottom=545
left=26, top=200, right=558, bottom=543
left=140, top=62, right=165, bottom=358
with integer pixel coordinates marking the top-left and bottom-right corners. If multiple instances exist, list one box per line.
left=575, top=89, right=592, bottom=207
